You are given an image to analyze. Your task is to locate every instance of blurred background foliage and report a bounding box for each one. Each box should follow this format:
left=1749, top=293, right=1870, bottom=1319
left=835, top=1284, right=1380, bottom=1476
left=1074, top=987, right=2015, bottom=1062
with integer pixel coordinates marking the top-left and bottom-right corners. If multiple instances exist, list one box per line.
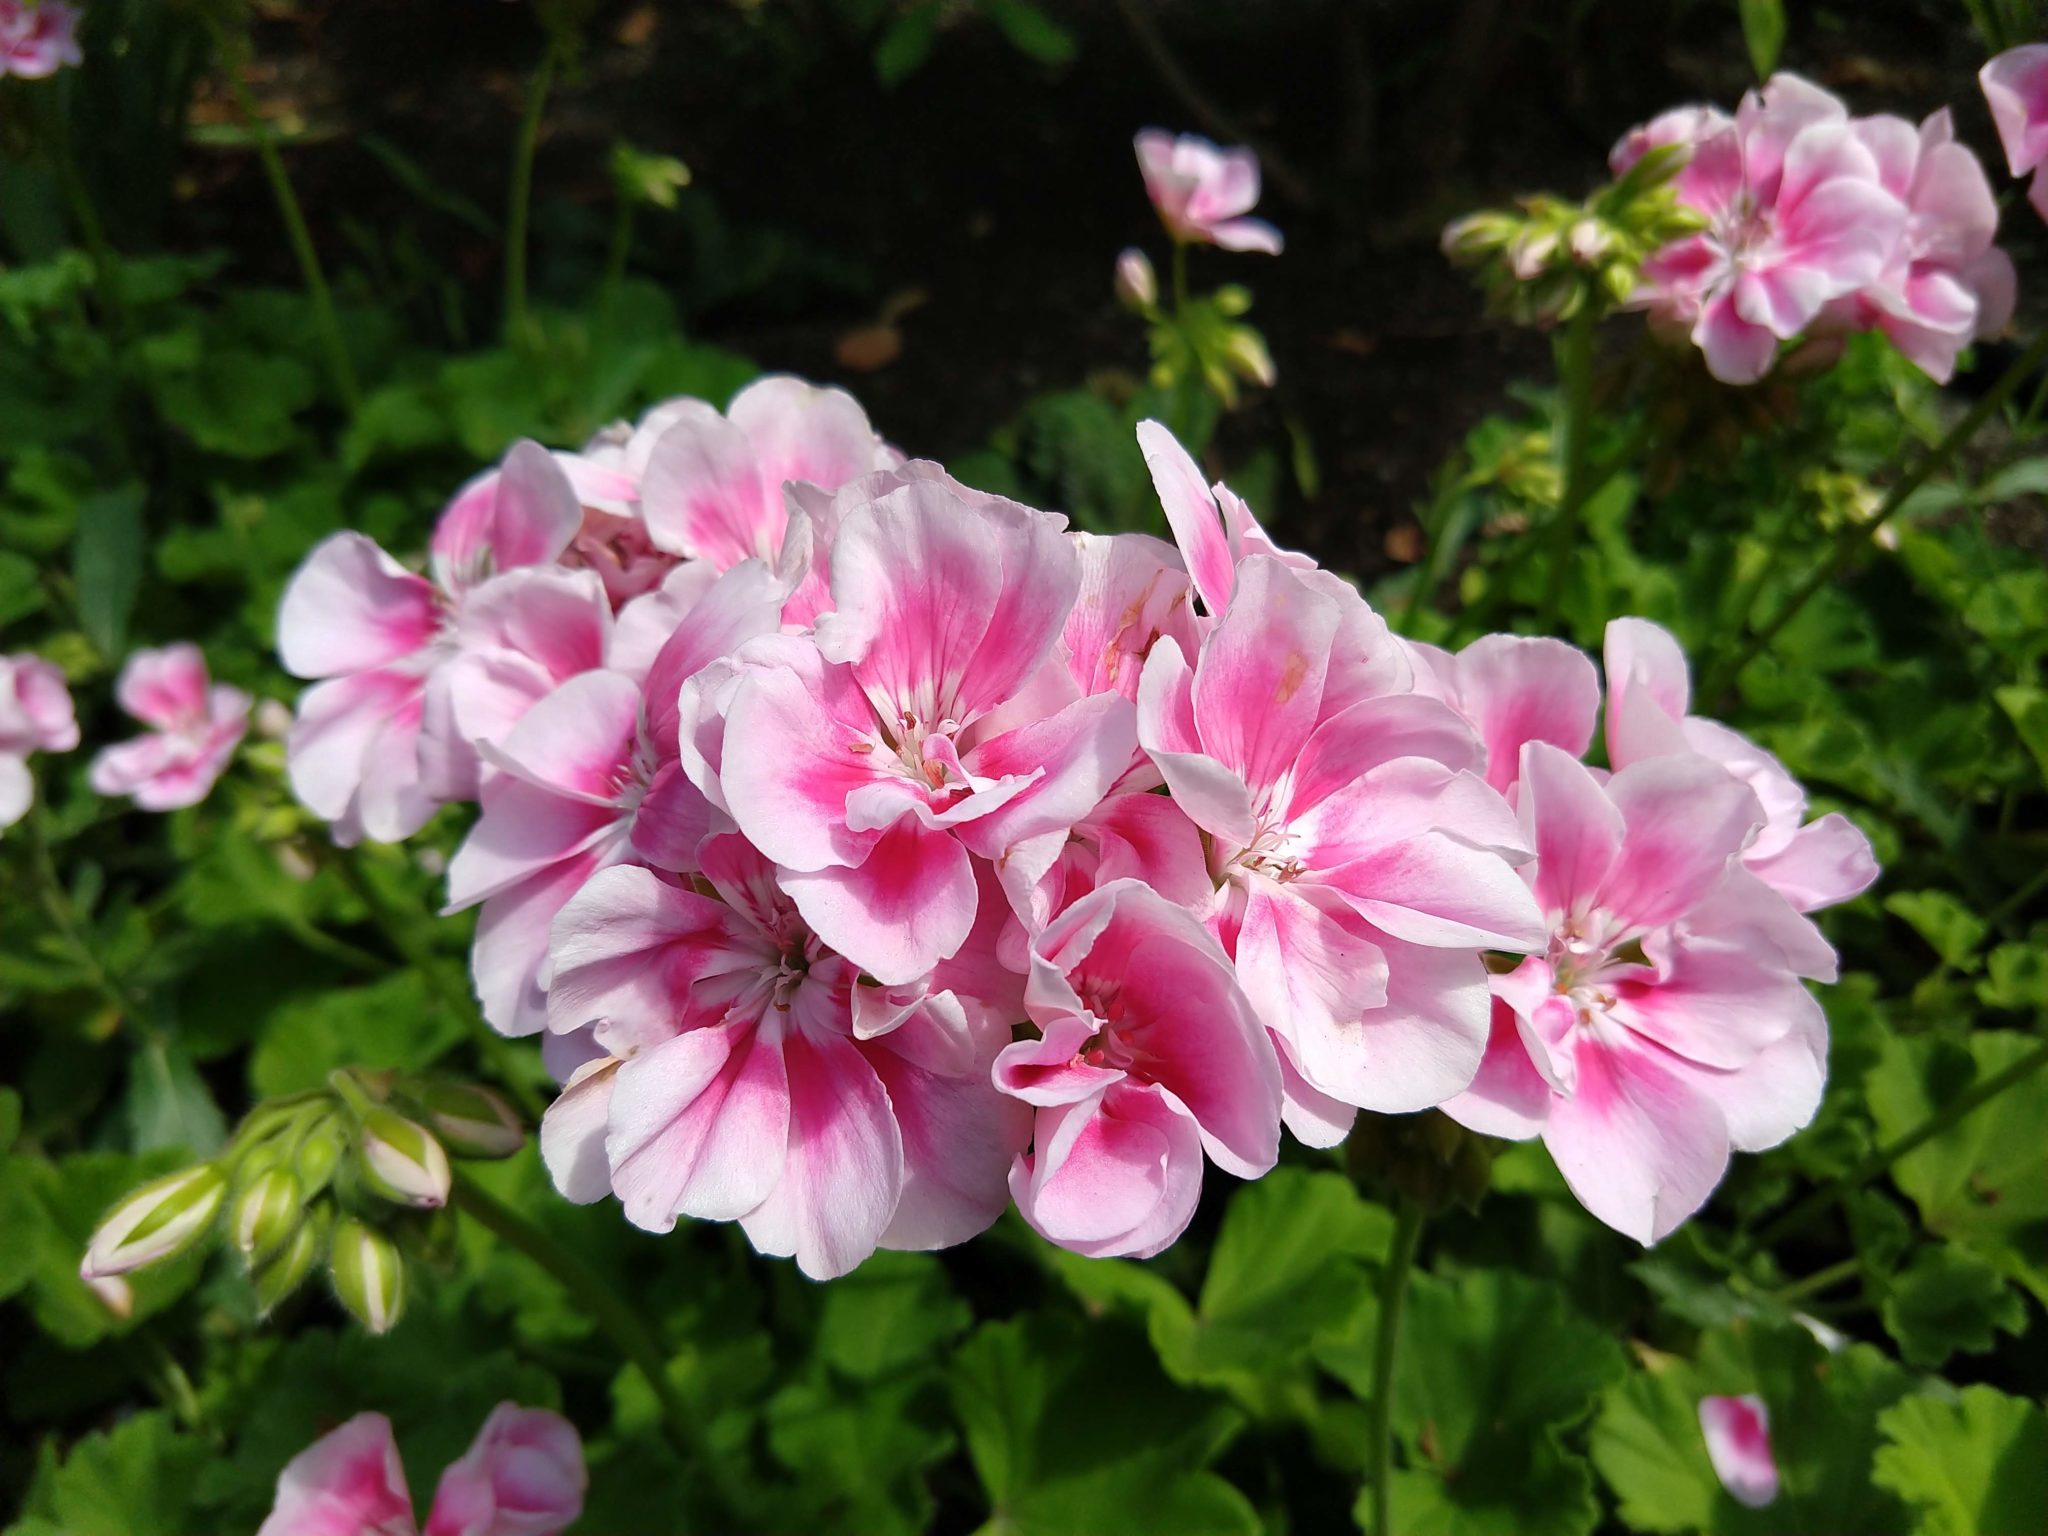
left=2, top=1, right=2047, bottom=1532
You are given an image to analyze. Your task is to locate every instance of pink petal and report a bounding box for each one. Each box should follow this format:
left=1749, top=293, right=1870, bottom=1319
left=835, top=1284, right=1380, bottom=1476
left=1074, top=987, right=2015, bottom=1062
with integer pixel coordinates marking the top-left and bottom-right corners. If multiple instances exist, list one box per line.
left=1517, top=742, right=1624, bottom=917
left=540, top=1058, right=618, bottom=1204
left=470, top=845, right=628, bottom=1037
left=727, top=375, right=888, bottom=502
left=1601, top=755, right=1763, bottom=930
left=544, top=864, right=754, bottom=1041
left=423, top=1403, right=586, bottom=1536
left=956, top=691, right=1137, bottom=859
left=115, top=643, right=210, bottom=731
left=1692, top=290, right=1780, bottom=384
left=1206, top=217, right=1284, bottom=254
left=1135, top=636, right=1257, bottom=844
left=1699, top=1394, right=1779, bottom=1509
left=780, top=818, right=978, bottom=985
left=1010, top=1082, right=1204, bottom=1259
left=1449, top=634, right=1601, bottom=794
left=1745, top=811, right=1877, bottom=912
left=609, top=1019, right=790, bottom=1230
left=637, top=401, right=782, bottom=566
left=476, top=669, right=642, bottom=806
left=1439, top=997, right=1553, bottom=1140
left=1191, top=556, right=1340, bottom=797
left=277, top=533, right=438, bottom=680
left=1282, top=693, right=1485, bottom=821
left=256, top=1412, right=417, bottom=1536
left=1136, top=420, right=1236, bottom=614
left=1061, top=530, right=1196, bottom=701
left=1980, top=44, right=2048, bottom=176
left=286, top=668, right=432, bottom=837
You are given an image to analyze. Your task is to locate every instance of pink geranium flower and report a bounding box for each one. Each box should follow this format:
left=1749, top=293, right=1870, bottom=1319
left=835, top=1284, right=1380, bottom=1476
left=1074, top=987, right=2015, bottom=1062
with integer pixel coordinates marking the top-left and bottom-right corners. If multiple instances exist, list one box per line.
left=1403, top=632, right=1602, bottom=798
left=637, top=375, right=899, bottom=571
left=87, top=644, right=250, bottom=811
left=1442, top=743, right=1832, bottom=1242
left=1698, top=1394, right=1779, bottom=1509
left=256, top=1404, right=584, bottom=1536
left=1133, top=130, right=1284, bottom=253
left=1604, top=619, right=1876, bottom=914
left=702, top=468, right=1135, bottom=984
left=0, top=0, right=82, bottom=79
left=538, top=839, right=1027, bottom=1279
left=1625, top=74, right=1908, bottom=383
left=997, top=879, right=1282, bottom=1258
left=0, top=651, right=77, bottom=830
left=277, top=440, right=609, bottom=843
left=1981, top=43, right=2048, bottom=223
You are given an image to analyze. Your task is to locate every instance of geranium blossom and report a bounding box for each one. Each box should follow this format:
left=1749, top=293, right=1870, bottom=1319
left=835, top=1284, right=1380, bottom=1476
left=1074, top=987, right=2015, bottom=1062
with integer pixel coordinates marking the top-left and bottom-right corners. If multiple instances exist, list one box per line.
left=88, top=644, right=250, bottom=811
left=1981, top=43, right=2048, bottom=223
left=0, top=0, right=82, bottom=79
left=538, top=838, right=1026, bottom=1279
left=1133, top=130, right=1284, bottom=253
left=0, top=651, right=77, bottom=830
left=256, top=1405, right=584, bottom=1536
left=997, top=879, right=1281, bottom=1258
left=1442, top=743, right=1832, bottom=1242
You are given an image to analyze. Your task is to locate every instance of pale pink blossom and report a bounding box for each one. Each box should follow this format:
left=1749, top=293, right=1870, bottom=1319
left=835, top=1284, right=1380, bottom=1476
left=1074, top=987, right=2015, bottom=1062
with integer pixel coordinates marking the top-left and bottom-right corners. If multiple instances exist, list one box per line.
left=1133, top=130, right=1284, bottom=253
left=0, top=1, right=82, bottom=79
left=0, top=651, right=76, bottom=830
left=1136, top=419, right=1311, bottom=617
left=1403, top=633, right=1601, bottom=798
left=538, top=839, right=1027, bottom=1279
left=444, top=560, right=785, bottom=1035
left=701, top=469, right=1135, bottom=984
left=1698, top=1394, right=1779, bottom=1509
left=277, top=441, right=608, bottom=842
left=637, top=375, right=897, bottom=571
left=997, top=879, right=1282, bottom=1258
left=1625, top=74, right=1908, bottom=383
left=1604, top=618, right=1876, bottom=913
left=1442, top=743, right=1832, bottom=1243
left=1981, top=44, right=2048, bottom=224
left=257, top=1406, right=584, bottom=1536
left=88, top=643, right=249, bottom=811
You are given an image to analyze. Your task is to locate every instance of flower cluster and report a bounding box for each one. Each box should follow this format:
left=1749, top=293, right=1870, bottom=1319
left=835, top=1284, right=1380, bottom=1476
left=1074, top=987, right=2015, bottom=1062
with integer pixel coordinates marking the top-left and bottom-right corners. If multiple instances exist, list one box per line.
left=0, top=651, right=78, bottom=830
left=0, top=0, right=81, bottom=80
left=1982, top=44, right=2048, bottom=224
left=268, top=372, right=1874, bottom=1274
left=257, top=1403, right=584, bottom=1536
left=1617, top=72, right=2014, bottom=385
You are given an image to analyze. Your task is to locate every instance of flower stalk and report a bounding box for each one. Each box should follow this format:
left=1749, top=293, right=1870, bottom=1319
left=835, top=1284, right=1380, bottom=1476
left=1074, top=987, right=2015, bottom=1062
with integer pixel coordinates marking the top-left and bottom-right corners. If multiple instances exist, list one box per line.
left=1365, top=1199, right=1426, bottom=1536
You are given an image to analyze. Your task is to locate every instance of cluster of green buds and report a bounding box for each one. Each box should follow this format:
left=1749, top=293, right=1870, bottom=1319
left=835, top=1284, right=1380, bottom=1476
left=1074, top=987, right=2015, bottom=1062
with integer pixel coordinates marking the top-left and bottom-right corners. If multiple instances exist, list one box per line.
left=1115, top=248, right=1276, bottom=407
left=78, top=1069, right=523, bottom=1335
left=1440, top=144, right=1707, bottom=327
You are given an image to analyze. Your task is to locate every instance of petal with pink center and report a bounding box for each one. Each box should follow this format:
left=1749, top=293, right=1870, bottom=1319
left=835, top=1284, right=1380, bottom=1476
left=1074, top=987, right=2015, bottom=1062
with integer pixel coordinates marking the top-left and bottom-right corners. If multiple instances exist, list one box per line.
left=1011, top=1083, right=1205, bottom=1259
left=277, top=533, right=438, bottom=680
left=544, top=864, right=756, bottom=1039
left=256, top=1412, right=417, bottom=1536
left=609, top=1018, right=790, bottom=1230
left=1439, top=997, right=1553, bottom=1140
left=957, top=691, right=1137, bottom=858
left=1601, top=755, right=1763, bottom=930
left=727, top=375, right=886, bottom=501
left=445, top=768, right=626, bottom=913
left=780, top=817, right=978, bottom=984
left=1609, top=928, right=1810, bottom=1070
left=994, top=1013, right=1127, bottom=1107
left=1692, top=290, right=1780, bottom=385
left=1136, top=420, right=1236, bottom=614
left=1699, top=1394, right=1779, bottom=1509
left=1281, top=694, right=1485, bottom=823
left=1450, top=633, right=1601, bottom=794
left=1745, top=811, right=1877, bottom=913
left=1517, top=742, right=1625, bottom=918
left=471, top=842, right=630, bottom=1037
left=1671, top=992, right=1826, bottom=1153
left=115, top=644, right=209, bottom=731
left=638, top=401, right=780, bottom=565
left=1981, top=45, right=2048, bottom=176
left=1061, top=530, right=1196, bottom=700
left=476, top=669, right=643, bottom=806
left=286, top=668, right=429, bottom=828
left=423, top=1403, right=585, bottom=1536
left=1135, top=637, right=1257, bottom=844
left=1190, top=556, right=1338, bottom=798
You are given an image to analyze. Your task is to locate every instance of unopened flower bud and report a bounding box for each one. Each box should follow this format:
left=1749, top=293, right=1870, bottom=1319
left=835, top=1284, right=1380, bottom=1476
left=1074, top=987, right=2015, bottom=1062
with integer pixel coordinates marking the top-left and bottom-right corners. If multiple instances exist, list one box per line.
left=254, top=698, right=293, bottom=739
left=80, top=1164, right=226, bottom=1280
left=1212, top=283, right=1253, bottom=318
left=1222, top=327, right=1277, bottom=388
left=1507, top=229, right=1560, bottom=281
left=254, top=1205, right=327, bottom=1315
left=230, top=1166, right=303, bottom=1267
left=1567, top=218, right=1612, bottom=265
left=330, top=1218, right=405, bottom=1335
left=294, top=1115, right=345, bottom=1199
left=412, top=1082, right=525, bottom=1160
left=85, top=1273, right=134, bottom=1320
left=1440, top=211, right=1516, bottom=262
left=1114, top=247, right=1157, bottom=311
left=357, top=1110, right=451, bottom=1209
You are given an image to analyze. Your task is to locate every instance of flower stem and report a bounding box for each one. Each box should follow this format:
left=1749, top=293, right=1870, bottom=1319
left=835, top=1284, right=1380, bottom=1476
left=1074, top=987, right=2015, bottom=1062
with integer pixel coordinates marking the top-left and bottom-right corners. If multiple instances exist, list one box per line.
left=1771, top=1255, right=1861, bottom=1303
left=1741, top=1031, right=2048, bottom=1258
left=220, top=57, right=361, bottom=412
left=504, top=43, right=559, bottom=345
left=26, top=803, right=163, bottom=1044
left=450, top=1178, right=744, bottom=1523
left=1365, top=1199, right=1425, bottom=1536
left=1705, top=329, right=2048, bottom=700
left=1539, top=301, right=1598, bottom=633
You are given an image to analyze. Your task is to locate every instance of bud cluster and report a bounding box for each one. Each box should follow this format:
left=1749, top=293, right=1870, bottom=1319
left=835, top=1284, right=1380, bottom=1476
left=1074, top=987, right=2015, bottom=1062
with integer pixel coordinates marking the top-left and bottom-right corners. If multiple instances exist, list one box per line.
left=1441, top=144, right=1706, bottom=327
left=1124, top=270, right=1279, bottom=407
left=77, top=1069, right=524, bottom=1336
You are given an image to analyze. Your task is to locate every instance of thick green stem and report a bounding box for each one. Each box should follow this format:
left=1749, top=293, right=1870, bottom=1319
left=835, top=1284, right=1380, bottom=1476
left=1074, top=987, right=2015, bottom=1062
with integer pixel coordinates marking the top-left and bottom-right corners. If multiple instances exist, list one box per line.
left=598, top=197, right=635, bottom=335
left=504, top=46, right=558, bottom=344
left=1742, top=1032, right=2048, bottom=1258
left=222, top=64, right=360, bottom=410
left=451, top=1179, right=743, bottom=1524
left=1366, top=1200, right=1426, bottom=1536
left=1539, top=302, right=1598, bottom=631
left=1707, top=329, right=2048, bottom=698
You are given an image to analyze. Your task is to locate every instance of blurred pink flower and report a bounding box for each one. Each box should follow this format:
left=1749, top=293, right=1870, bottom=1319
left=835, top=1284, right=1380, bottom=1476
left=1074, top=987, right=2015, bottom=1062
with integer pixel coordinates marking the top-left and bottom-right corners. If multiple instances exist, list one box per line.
left=1698, top=1394, right=1779, bottom=1509
left=0, top=1, right=82, bottom=80
left=257, top=1406, right=584, bottom=1536
left=1133, top=130, right=1284, bottom=253
left=88, top=643, right=249, bottom=811
left=0, top=651, right=77, bottom=830
left=1981, top=43, right=2048, bottom=223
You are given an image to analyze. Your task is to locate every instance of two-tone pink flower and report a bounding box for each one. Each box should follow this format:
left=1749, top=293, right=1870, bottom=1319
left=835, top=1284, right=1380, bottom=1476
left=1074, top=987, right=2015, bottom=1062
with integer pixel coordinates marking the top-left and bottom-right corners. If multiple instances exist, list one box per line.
left=0, top=0, right=82, bottom=79
left=1134, top=130, right=1284, bottom=253
left=0, top=651, right=76, bottom=830
left=88, top=644, right=249, bottom=811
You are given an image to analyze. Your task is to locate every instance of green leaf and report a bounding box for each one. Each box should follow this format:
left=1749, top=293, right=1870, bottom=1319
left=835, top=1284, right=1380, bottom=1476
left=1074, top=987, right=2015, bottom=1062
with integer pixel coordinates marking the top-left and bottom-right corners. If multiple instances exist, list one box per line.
left=247, top=970, right=465, bottom=1097
left=1592, top=1325, right=1912, bottom=1535
left=1737, top=0, right=1787, bottom=77
left=1880, top=1244, right=2028, bottom=1368
left=815, top=1251, right=970, bottom=1381
left=74, top=482, right=146, bottom=659
left=1873, top=1387, right=2048, bottom=1536
left=984, top=0, right=1077, bottom=66
left=950, top=1312, right=1260, bottom=1536
left=3, top=1411, right=208, bottom=1536
left=764, top=1375, right=953, bottom=1536
left=1883, top=890, right=1986, bottom=970
left=1371, top=1268, right=1625, bottom=1536
left=1992, top=685, right=2048, bottom=784
left=1866, top=1029, right=2048, bottom=1302
left=141, top=345, right=316, bottom=459
left=124, top=1038, right=227, bottom=1158
left=874, top=1, right=941, bottom=86
left=1975, top=941, right=2048, bottom=1013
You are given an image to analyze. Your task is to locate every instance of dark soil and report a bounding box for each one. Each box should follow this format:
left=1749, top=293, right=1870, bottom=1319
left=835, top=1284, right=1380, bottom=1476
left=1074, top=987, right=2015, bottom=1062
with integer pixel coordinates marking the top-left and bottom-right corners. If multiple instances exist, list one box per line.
left=183, top=0, right=2027, bottom=574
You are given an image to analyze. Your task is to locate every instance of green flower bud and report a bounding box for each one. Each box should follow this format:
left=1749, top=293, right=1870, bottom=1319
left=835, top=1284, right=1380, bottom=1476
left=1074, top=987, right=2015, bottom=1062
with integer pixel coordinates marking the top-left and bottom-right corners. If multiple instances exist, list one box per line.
left=329, top=1217, right=405, bottom=1335
left=80, top=1164, right=226, bottom=1280
left=410, top=1082, right=525, bottom=1160
left=356, top=1109, right=452, bottom=1209
left=294, top=1114, right=346, bottom=1199
left=230, top=1166, right=303, bottom=1267
left=1222, top=327, right=1276, bottom=389
left=253, top=1204, right=327, bottom=1316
